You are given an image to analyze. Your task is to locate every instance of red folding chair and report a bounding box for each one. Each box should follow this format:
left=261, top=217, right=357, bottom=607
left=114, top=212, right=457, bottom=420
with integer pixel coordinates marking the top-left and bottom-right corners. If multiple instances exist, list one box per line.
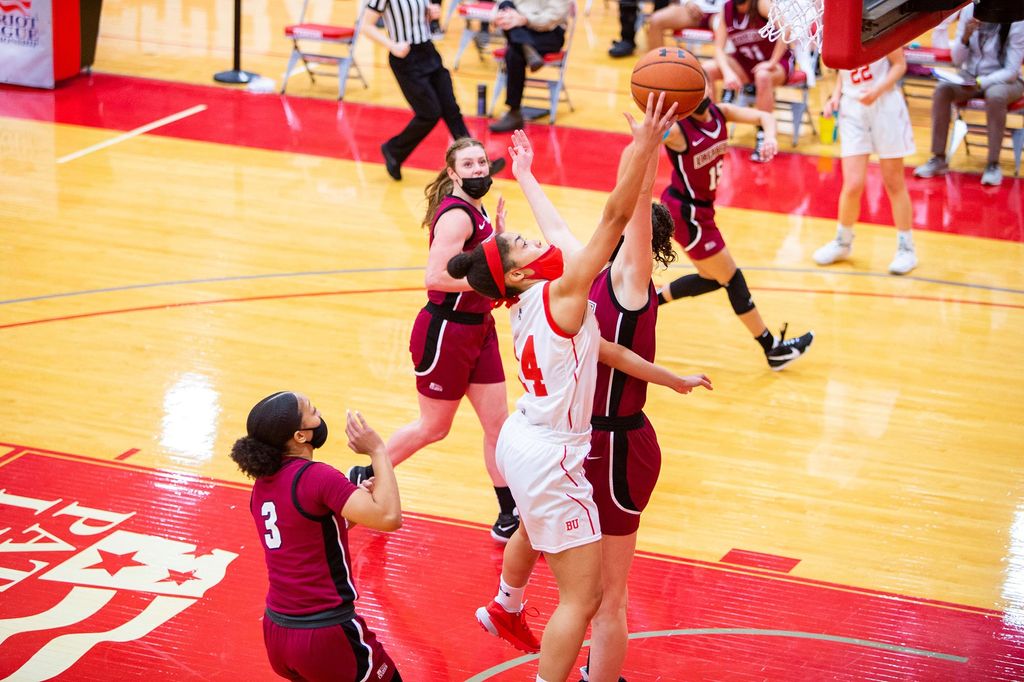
left=281, top=0, right=368, bottom=100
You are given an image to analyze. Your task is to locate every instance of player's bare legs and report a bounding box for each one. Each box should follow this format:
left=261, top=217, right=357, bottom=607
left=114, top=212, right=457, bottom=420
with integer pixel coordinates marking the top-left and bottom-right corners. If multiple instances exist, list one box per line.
left=538, top=541, right=604, bottom=681
left=646, top=2, right=703, bottom=50
left=466, top=381, right=510, bottom=488
left=587, top=533, right=637, bottom=682
left=837, top=154, right=869, bottom=228
left=879, top=157, right=912, bottom=235
left=502, top=523, right=541, bottom=587
left=751, top=62, right=787, bottom=113
left=385, top=393, right=461, bottom=466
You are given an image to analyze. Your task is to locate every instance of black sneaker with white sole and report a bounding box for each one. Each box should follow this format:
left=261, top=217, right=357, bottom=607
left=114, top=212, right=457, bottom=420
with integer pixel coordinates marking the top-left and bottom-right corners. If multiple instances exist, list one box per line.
left=347, top=464, right=374, bottom=485
left=490, top=512, right=520, bottom=543
left=765, top=323, right=814, bottom=371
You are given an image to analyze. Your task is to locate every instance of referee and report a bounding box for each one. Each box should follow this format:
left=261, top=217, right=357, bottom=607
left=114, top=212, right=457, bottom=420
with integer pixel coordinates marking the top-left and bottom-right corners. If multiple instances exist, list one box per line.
left=364, top=0, right=477, bottom=181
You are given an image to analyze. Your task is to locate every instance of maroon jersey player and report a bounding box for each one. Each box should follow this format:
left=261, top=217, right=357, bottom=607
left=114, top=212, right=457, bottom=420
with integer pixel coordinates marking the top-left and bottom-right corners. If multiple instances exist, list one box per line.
left=231, top=392, right=403, bottom=682
left=657, top=82, right=815, bottom=371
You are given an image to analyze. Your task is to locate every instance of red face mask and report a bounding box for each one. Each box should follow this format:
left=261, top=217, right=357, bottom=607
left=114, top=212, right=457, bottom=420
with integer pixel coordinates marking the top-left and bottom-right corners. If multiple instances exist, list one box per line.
left=522, top=245, right=564, bottom=281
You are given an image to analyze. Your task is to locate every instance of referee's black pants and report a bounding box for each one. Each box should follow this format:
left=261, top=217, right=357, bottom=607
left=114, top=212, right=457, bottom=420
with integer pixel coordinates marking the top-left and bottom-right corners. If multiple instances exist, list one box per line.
left=618, top=0, right=670, bottom=45
left=497, top=0, right=565, bottom=110
left=387, top=42, right=468, bottom=163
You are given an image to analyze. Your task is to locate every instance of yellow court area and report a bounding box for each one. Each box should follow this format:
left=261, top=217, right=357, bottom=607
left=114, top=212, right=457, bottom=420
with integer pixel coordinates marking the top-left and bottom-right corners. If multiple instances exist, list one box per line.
left=2, top=0, right=1024, bottom=662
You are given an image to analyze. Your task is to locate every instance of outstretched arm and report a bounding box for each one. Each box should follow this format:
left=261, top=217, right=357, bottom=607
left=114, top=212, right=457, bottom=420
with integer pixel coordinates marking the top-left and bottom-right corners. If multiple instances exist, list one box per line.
left=611, top=142, right=661, bottom=309
left=719, top=102, right=778, bottom=162
left=599, top=339, right=713, bottom=394
left=509, top=129, right=583, bottom=254
left=546, top=94, right=678, bottom=335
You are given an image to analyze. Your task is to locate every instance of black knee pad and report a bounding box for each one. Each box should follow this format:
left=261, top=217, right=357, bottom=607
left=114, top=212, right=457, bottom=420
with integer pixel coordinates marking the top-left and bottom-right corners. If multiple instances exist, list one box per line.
left=725, top=269, right=755, bottom=315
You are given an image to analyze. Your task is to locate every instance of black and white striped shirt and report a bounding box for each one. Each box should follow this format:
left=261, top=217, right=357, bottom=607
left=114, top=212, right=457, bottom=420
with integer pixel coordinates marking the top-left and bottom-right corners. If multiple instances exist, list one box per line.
left=367, top=0, right=432, bottom=45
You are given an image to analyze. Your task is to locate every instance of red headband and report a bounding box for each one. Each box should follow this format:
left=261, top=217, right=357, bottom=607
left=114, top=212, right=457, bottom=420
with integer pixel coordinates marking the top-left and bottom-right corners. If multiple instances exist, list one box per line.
left=482, top=237, right=519, bottom=308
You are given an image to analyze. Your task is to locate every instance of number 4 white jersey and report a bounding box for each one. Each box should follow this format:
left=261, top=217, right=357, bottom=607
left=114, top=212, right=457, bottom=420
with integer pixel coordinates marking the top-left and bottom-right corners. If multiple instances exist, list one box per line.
left=840, top=57, right=891, bottom=99
left=509, top=281, right=600, bottom=440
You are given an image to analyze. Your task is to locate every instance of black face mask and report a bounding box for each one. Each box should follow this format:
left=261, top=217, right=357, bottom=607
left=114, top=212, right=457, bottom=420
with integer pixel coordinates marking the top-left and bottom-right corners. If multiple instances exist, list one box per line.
left=459, top=175, right=493, bottom=199
left=693, top=97, right=712, bottom=116
left=299, top=419, right=328, bottom=449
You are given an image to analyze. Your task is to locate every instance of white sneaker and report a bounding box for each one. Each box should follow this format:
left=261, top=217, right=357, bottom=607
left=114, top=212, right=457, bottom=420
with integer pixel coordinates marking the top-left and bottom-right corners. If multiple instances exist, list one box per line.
left=813, top=239, right=852, bottom=266
left=981, top=163, right=1003, bottom=186
left=889, top=246, right=918, bottom=275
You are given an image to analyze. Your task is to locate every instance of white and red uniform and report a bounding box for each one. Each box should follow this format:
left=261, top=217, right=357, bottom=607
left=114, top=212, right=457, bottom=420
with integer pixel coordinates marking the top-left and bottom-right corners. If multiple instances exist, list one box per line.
left=496, top=281, right=602, bottom=553
left=838, top=57, right=915, bottom=159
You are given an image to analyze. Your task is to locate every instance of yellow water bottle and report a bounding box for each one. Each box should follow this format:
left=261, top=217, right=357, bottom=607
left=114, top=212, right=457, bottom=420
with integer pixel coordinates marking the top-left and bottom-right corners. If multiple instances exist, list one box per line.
left=818, top=111, right=838, bottom=144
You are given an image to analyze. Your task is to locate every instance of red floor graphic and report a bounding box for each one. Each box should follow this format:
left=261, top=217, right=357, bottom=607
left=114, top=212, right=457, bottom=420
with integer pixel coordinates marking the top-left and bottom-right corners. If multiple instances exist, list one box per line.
left=2, top=74, right=1022, bottom=242
left=1, top=446, right=1022, bottom=681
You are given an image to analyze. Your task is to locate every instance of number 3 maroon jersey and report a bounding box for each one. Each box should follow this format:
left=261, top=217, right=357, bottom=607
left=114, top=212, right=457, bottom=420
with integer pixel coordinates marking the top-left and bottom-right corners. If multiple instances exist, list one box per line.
left=250, top=457, right=360, bottom=617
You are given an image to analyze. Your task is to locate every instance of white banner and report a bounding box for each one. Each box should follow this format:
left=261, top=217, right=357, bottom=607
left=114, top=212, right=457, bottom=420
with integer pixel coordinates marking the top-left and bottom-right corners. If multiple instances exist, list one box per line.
left=0, top=0, right=54, bottom=88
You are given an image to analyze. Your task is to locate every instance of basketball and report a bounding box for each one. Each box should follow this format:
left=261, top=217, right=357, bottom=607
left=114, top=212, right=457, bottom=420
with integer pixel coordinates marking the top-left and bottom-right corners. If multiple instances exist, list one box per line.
left=630, top=47, right=707, bottom=118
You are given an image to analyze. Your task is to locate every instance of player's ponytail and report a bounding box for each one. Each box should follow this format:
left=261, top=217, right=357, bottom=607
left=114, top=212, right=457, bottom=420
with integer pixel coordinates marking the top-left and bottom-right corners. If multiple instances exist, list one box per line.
left=423, top=138, right=490, bottom=228
left=651, top=202, right=678, bottom=269
left=230, top=436, right=285, bottom=479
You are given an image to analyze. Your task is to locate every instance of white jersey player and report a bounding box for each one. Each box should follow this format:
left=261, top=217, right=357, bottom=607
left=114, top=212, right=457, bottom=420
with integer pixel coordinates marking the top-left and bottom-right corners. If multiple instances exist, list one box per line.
left=447, top=95, right=686, bottom=682
left=814, top=48, right=919, bottom=276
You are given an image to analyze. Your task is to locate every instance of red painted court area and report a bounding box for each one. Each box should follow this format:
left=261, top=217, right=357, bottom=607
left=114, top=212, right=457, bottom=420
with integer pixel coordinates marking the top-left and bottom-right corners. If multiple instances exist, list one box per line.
left=1, top=447, right=1021, bottom=681
left=2, top=73, right=1023, bottom=242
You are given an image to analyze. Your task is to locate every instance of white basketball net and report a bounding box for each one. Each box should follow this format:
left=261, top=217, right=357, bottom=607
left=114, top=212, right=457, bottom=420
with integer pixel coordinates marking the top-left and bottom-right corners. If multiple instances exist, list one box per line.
left=760, top=0, right=824, bottom=53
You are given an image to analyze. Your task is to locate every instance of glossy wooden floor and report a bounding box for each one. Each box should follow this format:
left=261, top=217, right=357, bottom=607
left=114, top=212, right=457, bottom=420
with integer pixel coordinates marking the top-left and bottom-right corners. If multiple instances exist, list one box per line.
left=1, top=0, right=1024, bottom=677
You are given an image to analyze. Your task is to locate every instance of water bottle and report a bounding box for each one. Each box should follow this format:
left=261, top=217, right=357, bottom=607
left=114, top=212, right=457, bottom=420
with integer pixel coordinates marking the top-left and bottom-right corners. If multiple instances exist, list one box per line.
left=477, top=84, right=487, bottom=117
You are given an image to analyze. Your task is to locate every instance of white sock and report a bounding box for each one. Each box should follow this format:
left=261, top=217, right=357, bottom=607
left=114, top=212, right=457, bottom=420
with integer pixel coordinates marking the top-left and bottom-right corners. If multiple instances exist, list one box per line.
left=897, top=231, right=914, bottom=250
left=836, top=225, right=854, bottom=245
left=495, top=577, right=525, bottom=613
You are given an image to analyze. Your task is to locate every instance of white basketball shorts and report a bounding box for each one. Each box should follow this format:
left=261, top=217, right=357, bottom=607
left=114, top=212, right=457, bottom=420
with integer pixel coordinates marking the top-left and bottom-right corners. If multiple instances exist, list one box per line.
left=839, top=90, right=916, bottom=159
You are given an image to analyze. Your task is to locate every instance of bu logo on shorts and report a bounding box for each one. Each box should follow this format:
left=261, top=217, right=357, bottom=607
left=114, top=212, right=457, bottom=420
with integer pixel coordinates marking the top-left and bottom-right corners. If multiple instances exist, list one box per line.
left=565, top=518, right=579, bottom=531
left=429, top=382, right=444, bottom=392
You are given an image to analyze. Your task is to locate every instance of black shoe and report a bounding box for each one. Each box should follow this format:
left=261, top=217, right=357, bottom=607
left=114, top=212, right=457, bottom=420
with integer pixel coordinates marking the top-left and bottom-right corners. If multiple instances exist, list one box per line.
left=765, top=323, right=814, bottom=371
left=608, top=40, right=635, bottom=58
left=380, top=143, right=401, bottom=180
left=489, top=109, right=524, bottom=133
left=522, top=44, right=545, bottom=72
left=578, top=664, right=627, bottom=682
left=721, top=88, right=736, bottom=104
left=347, top=464, right=375, bottom=485
left=742, top=83, right=757, bottom=97
left=489, top=157, right=506, bottom=175
left=750, top=130, right=766, bottom=163
left=490, top=512, right=519, bottom=543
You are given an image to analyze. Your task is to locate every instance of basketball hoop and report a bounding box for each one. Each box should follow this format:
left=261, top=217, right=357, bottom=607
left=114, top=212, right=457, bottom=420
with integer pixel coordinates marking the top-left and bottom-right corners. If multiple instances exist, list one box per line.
left=760, top=0, right=823, bottom=53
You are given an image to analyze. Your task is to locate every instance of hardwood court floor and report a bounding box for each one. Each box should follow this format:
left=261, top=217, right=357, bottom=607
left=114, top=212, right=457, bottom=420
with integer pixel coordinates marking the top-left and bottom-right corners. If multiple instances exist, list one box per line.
left=0, top=1, right=1023, bottom=679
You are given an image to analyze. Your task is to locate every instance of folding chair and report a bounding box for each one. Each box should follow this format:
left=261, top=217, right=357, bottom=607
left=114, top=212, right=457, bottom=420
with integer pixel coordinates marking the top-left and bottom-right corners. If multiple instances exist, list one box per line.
left=948, top=95, right=1024, bottom=176
left=452, top=1, right=501, bottom=70
left=281, top=0, right=368, bottom=100
left=489, top=2, right=577, bottom=124
left=735, top=47, right=816, bottom=146
left=673, top=27, right=714, bottom=55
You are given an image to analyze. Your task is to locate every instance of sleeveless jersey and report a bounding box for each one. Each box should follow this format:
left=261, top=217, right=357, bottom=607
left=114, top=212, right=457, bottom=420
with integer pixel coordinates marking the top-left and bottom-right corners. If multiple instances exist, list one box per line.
left=666, top=103, right=729, bottom=205
left=840, top=57, right=891, bottom=100
left=509, top=281, right=600, bottom=438
left=722, top=0, right=790, bottom=75
left=589, top=270, right=657, bottom=419
left=428, top=195, right=494, bottom=314
left=250, top=457, right=359, bottom=618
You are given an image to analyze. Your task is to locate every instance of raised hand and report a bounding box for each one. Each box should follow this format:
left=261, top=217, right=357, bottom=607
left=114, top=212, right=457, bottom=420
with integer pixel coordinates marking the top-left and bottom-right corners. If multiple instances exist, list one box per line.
left=345, top=410, right=386, bottom=457
left=494, top=195, right=507, bottom=233
left=508, top=129, right=535, bottom=179
left=624, top=92, right=679, bottom=155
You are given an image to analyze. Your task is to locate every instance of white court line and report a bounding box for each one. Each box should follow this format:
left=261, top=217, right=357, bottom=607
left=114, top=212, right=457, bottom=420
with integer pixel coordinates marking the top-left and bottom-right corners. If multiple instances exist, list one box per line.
left=56, top=104, right=208, bottom=164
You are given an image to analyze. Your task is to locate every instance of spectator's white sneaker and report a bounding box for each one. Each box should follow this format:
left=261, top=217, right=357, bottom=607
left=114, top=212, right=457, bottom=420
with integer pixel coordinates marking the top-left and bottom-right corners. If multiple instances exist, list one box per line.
left=813, top=239, right=852, bottom=266
left=914, top=156, right=949, bottom=178
left=889, top=246, right=918, bottom=275
left=981, top=163, right=1003, bottom=186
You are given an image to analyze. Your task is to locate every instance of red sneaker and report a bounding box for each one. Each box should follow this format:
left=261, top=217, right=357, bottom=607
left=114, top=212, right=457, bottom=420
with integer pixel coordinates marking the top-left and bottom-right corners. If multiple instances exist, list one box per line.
left=475, top=600, right=541, bottom=653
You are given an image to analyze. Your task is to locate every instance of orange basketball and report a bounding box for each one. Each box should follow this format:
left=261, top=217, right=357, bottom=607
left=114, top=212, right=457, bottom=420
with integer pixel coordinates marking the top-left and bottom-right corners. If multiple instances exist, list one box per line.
left=630, top=47, right=707, bottom=118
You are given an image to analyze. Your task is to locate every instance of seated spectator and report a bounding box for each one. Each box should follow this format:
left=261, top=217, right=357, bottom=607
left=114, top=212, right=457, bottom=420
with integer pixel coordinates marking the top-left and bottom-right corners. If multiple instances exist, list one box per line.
left=700, top=0, right=793, bottom=160
left=914, top=5, right=1024, bottom=186
left=645, top=0, right=725, bottom=52
left=488, top=0, right=573, bottom=133
left=609, top=0, right=671, bottom=58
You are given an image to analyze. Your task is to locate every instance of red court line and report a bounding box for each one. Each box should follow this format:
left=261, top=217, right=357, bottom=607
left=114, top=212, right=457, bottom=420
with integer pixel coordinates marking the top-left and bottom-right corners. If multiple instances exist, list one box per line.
left=115, top=448, right=140, bottom=461
left=1, top=73, right=1021, bottom=242
left=1, top=285, right=1020, bottom=330
left=722, top=548, right=801, bottom=573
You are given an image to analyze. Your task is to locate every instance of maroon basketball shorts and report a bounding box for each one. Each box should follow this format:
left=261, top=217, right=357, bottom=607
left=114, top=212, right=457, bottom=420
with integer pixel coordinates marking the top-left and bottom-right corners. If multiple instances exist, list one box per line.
left=662, top=192, right=727, bottom=261
left=409, top=306, right=505, bottom=400
left=585, top=414, right=662, bottom=536
left=263, top=615, right=398, bottom=682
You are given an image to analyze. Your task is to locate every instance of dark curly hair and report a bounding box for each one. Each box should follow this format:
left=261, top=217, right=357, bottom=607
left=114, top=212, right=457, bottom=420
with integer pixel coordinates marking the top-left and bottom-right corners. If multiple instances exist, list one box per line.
left=230, top=391, right=301, bottom=479
left=446, top=235, right=524, bottom=299
left=608, top=202, right=678, bottom=269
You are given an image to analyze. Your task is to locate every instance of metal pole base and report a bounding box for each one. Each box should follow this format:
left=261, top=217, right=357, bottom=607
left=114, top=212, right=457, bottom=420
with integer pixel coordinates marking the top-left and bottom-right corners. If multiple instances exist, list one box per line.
left=214, top=70, right=260, bottom=84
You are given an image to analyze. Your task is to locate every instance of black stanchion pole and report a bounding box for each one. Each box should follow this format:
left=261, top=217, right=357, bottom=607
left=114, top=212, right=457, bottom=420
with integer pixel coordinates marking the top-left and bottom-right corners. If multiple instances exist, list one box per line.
left=214, top=0, right=260, bottom=83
